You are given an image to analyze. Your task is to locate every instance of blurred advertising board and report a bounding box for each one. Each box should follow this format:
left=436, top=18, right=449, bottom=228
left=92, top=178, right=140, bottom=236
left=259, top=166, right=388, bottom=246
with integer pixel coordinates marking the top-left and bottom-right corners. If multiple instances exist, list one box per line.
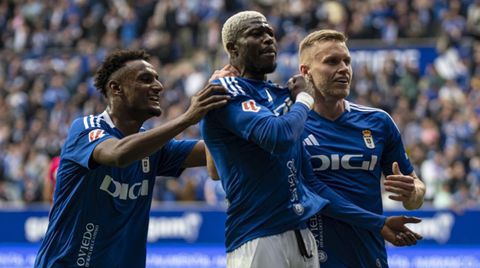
left=0, top=206, right=478, bottom=268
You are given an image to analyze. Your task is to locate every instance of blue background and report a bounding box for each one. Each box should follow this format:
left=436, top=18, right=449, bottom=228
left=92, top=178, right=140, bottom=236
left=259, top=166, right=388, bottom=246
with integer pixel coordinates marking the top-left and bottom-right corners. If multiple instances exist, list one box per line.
left=1, top=205, right=479, bottom=268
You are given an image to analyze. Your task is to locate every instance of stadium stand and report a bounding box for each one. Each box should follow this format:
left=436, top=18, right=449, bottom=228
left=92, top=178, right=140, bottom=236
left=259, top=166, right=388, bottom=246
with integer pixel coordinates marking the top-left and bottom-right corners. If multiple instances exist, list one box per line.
left=0, top=0, right=478, bottom=212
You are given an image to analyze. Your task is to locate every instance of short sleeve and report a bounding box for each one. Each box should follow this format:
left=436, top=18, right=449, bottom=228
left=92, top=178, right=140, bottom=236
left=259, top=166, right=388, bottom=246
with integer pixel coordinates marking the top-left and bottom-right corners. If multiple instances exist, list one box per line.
left=155, top=139, right=197, bottom=177
left=381, top=113, right=414, bottom=176
left=62, top=117, right=114, bottom=169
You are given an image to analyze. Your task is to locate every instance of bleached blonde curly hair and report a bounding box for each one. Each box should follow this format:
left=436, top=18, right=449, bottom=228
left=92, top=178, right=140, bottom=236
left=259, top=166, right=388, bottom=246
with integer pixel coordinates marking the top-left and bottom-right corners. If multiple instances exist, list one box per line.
left=221, top=11, right=267, bottom=56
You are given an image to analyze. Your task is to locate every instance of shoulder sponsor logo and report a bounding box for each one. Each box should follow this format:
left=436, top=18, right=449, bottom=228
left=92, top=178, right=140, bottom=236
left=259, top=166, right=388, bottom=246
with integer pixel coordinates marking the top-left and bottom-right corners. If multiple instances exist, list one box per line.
left=241, top=100, right=260, bottom=112
left=88, top=129, right=105, bottom=142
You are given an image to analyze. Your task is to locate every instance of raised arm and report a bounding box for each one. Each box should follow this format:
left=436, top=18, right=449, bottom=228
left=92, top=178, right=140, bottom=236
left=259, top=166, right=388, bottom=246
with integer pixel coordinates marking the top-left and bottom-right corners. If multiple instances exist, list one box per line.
left=245, top=75, right=315, bottom=154
left=93, top=84, right=229, bottom=168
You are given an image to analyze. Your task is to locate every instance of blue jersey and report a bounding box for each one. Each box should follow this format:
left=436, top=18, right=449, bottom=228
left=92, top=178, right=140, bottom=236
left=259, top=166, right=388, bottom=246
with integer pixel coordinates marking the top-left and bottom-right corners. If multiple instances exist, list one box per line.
left=304, top=101, right=414, bottom=268
left=201, top=77, right=386, bottom=253
left=35, top=111, right=196, bottom=268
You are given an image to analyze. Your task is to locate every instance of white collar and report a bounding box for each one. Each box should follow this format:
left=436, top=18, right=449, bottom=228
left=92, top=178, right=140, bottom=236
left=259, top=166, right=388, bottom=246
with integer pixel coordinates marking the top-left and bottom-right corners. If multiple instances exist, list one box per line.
left=344, top=100, right=351, bottom=112
left=99, top=110, right=115, bottom=128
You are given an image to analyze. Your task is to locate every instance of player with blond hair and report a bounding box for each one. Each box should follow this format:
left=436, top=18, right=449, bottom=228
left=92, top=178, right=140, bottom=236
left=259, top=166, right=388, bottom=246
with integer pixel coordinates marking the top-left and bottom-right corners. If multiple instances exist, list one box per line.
left=299, top=29, right=426, bottom=267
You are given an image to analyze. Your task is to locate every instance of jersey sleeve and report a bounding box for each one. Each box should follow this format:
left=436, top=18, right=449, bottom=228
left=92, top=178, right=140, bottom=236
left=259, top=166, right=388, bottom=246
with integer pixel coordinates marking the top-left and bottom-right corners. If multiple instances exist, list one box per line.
left=302, top=148, right=386, bottom=231
left=155, top=139, right=197, bottom=177
left=211, top=78, right=310, bottom=154
left=380, top=113, right=414, bottom=176
left=62, top=117, right=114, bottom=169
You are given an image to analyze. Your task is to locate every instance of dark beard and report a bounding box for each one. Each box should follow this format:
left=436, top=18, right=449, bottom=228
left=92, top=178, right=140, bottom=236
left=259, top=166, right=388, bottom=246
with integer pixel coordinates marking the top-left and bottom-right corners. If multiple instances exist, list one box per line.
left=148, top=107, right=162, bottom=117
left=248, top=61, right=277, bottom=76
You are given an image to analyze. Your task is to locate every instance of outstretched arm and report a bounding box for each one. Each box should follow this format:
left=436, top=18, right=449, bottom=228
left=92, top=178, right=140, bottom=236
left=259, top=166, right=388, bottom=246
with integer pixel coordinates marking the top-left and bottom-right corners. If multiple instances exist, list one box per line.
left=302, top=150, right=422, bottom=245
left=93, top=84, right=229, bottom=168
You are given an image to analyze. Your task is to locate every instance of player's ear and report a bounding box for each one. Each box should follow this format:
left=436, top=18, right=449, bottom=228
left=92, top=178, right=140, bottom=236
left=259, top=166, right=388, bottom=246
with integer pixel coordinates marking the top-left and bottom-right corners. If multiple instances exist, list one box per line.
left=299, top=64, right=311, bottom=79
left=107, top=80, right=123, bottom=96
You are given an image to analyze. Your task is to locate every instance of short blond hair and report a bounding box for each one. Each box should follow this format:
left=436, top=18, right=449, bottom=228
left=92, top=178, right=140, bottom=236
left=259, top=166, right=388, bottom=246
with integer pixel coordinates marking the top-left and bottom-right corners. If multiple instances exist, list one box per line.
left=299, top=30, right=347, bottom=64
left=221, top=11, right=267, bottom=56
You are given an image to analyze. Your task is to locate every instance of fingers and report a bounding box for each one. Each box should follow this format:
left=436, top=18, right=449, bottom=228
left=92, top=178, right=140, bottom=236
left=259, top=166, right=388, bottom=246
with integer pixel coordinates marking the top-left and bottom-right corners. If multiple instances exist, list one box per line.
left=196, top=84, right=229, bottom=99
left=388, top=194, right=407, bottom=201
left=385, top=174, right=415, bottom=183
left=201, top=98, right=229, bottom=111
left=208, top=65, right=240, bottom=82
left=222, top=64, right=240, bottom=75
left=400, top=225, right=423, bottom=241
left=199, top=95, right=230, bottom=107
left=384, top=184, right=413, bottom=198
left=402, top=232, right=417, bottom=245
left=394, top=232, right=418, bottom=246
left=401, top=216, right=422, bottom=224
left=392, top=162, right=402, bottom=175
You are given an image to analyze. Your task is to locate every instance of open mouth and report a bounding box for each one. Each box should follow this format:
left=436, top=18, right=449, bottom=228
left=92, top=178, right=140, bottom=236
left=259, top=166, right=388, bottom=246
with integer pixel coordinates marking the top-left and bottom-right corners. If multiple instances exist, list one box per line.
left=149, top=96, right=160, bottom=103
left=334, top=78, right=349, bottom=84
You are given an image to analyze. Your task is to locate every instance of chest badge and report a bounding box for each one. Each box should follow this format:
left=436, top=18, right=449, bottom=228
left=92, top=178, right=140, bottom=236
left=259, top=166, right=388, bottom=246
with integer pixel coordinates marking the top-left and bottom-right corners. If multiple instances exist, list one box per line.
left=362, top=130, right=375, bottom=149
left=142, top=157, right=150, bottom=173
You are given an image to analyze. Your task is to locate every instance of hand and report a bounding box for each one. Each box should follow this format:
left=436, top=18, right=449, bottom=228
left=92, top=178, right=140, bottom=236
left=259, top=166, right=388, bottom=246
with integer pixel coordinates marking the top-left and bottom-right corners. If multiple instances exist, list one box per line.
left=384, top=162, right=416, bottom=203
left=287, top=74, right=314, bottom=100
left=183, top=83, right=230, bottom=124
left=208, top=64, right=240, bottom=83
left=381, top=216, right=423, bottom=246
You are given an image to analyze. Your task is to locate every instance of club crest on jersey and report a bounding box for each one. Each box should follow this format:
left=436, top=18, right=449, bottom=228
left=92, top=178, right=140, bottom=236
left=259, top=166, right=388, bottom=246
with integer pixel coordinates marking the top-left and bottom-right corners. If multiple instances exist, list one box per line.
left=142, top=157, right=150, bottom=173
left=362, top=130, right=375, bottom=149
left=241, top=100, right=260, bottom=112
left=293, top=203, right=304, bottom=215
left=88, top=129, right=105, bottom=142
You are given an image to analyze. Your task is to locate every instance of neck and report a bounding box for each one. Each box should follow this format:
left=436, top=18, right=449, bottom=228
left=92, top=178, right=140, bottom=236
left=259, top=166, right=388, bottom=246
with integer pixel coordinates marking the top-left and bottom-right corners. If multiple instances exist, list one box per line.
left=106, top=106, right=144, bottom=136
left=313, top=96, right=345, bottom=121
left=232, top=62, right=267, bottom=81
left=242, top=71, right=267, bottom=81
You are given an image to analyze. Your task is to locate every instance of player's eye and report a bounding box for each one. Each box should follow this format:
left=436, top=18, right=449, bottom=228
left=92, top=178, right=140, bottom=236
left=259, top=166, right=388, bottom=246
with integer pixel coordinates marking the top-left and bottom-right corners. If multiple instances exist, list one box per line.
left=325, top=58, right=339, bottom=65
left=139, top=75, right=154, bottom=83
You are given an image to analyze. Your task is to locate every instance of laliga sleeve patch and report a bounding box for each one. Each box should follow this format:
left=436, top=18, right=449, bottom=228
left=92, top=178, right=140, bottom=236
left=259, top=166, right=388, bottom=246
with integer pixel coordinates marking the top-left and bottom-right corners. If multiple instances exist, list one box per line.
left=88, top=129, right=105, bottom=142
left=241, top=100, right=260, bottom=112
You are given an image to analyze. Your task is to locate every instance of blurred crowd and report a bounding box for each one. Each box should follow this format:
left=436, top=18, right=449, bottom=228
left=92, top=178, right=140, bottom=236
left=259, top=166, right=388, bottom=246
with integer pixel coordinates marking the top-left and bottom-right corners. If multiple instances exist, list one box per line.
left=0, top=0, right=478, bottom=211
